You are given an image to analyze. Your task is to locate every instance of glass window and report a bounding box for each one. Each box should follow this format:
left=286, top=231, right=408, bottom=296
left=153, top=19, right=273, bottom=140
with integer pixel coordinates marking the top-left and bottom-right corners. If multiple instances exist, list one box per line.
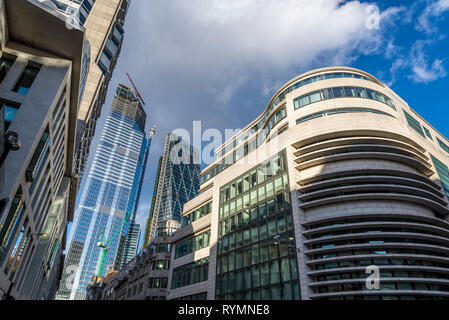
left=356, top=87, right=367, bottom=98
left=260, top=241, right=269, bottom=262
left=250, top=190, right=258, bottom=205
left=243, top=175, right=250, bottom=192
left=3, top=103, right=20, bottom=130
left=236, top=249, right=243, bottom=269
left=266, top=181, right=274, bottom=197
left=259, top=220, right=268, bottom=240
left=322, top=88, right=333, bottom=100
left=268, top=216, right=277, bottom=237
left=258, top=185, right=266, bottom=202
left=270, top=260, right=280, bottom=284
left=243, top=194, right=250, bottom=208
left=309, top=91, right=322, bottom=103
left=250, top=170, right=257, bottom=187
left=344, top=87, right=356, bottom=97
left=13, top=64, right=40, bottom=95
left=0, top=56, right=16, bottom=83
left=260, top=263, right=269, bottom=286
left=252, top=265, right=260, bottom=288
left=332, top=87, right=345, bottom=97
left=299, top=96, right=310, bottom=108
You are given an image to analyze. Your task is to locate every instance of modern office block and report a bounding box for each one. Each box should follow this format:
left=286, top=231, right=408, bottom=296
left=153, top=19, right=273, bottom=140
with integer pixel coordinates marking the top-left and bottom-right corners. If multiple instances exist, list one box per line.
left=114, top=222, right=141, bottom=270
left=48, top=0, right=131, bottom=180
left=56, top=84, right=151, bottom=300
left=92, top=230, right=175, bottom=300
left=167, top=67, right=449, bottom=300
left=0, top=0, right=88, bottom=300
left=143, top=133, right=201, bottom=246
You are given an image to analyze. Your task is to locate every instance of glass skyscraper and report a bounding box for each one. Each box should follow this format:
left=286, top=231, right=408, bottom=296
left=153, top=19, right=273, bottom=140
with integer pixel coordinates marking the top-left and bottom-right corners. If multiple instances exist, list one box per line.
left=143, top=133, right=201, bottom=246
left=56, top=84, right=151, bottom=300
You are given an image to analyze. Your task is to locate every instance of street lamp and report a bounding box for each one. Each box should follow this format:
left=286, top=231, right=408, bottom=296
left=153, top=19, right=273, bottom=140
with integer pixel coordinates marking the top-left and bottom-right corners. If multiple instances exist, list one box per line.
left=31, top=233, right=48, bottom=238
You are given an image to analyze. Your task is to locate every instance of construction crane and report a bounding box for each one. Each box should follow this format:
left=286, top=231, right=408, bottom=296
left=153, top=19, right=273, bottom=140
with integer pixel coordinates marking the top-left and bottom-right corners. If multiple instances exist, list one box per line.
left=126, top=73, right=146, bottom=106
left=95, top=210, right=132, bottom=278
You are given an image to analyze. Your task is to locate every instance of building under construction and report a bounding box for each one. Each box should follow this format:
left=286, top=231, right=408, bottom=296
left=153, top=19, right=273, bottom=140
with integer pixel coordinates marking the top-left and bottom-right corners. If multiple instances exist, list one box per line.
left=56, top=84, right=154, bottom=300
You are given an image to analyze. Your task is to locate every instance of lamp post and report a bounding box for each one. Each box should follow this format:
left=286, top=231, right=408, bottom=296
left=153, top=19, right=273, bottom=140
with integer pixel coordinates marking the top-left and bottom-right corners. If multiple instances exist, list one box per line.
left=31, top=233, right=48, bottom=238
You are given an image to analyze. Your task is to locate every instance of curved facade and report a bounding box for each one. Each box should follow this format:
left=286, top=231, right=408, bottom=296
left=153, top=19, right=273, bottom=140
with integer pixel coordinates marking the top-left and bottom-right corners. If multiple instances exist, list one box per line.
left=168, top=66, right=449, bottom=301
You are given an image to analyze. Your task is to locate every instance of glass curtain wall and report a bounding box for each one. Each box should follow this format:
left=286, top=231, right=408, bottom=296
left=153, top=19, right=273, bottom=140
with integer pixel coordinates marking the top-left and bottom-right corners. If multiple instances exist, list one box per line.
left=216, top=150, right=300, bottom=300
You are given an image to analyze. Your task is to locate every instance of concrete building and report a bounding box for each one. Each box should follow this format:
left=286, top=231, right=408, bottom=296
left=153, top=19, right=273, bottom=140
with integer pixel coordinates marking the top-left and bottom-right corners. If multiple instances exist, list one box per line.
left=56, top=84, right=151, bottom=300
left=143, top=133, right=201, bottom=246
left=48, top=0, right=131, bottom=180
left=0, top=0, right=88, bottom=300
left=89, top=230, right=175, bottom=300
left=74, top=0, right=131, bottom=180
left=167, top=66, right=449, bottom=300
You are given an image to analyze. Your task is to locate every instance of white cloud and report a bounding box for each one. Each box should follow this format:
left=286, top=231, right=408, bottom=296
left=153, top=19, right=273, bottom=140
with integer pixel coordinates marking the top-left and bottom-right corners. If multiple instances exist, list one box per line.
left=417, top=0, right=449, bottom=34
left=110, top=1, right=405, bottom=241
left=125, top=0, right=388, bottom=119
left=385, top=40, right=446, bottom=85
left=408, top=40, right=447, bottom=83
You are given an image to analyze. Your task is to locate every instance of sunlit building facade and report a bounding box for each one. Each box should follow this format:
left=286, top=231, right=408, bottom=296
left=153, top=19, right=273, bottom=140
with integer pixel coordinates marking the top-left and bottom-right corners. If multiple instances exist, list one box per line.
left=47, top=0, right=132, bottom=180
left=0, top=0, right=88, bottom=300
left=56, top=84, right=150, bottom=300
left=167, top=66, right=449, bottom=300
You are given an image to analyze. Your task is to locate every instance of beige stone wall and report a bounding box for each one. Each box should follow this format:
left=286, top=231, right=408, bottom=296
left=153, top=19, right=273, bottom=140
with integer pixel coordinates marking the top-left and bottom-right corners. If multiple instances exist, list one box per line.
left=169, top=67, right=449, bottom=300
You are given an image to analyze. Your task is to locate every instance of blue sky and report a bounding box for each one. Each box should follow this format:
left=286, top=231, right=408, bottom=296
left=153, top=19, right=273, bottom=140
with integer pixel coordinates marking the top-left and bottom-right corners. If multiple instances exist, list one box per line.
left=76, top=0, right=449, bottom=251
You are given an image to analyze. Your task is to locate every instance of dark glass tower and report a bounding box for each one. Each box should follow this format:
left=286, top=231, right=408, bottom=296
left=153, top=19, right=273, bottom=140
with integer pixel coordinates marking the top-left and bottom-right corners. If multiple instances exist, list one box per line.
left=143, top=133, right=201, bottom=246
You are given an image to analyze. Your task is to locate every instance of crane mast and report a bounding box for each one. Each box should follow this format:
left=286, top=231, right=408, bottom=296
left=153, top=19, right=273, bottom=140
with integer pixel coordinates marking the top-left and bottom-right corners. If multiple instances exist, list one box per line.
left=126, top=72, right=146, bottom=106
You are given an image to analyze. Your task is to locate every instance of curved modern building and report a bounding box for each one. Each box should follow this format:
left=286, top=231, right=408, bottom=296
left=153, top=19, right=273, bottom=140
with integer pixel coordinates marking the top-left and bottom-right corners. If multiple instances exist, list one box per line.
left=165, top=66, right=449, bottom=301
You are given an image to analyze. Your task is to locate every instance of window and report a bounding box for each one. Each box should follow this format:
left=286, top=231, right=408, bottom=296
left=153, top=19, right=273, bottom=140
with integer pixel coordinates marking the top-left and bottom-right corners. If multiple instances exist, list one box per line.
left=293, top=86, right=396, bottom=111
left=175, top=230, right=210, bottom=259
left=181, top=202, right=212, bottom=227
left=13, top=64, right=40, bottom=95
left=216, top=151, right=300, bottom=300
left=171, top=258, right=209, bottom=289
left=423, top=127, right=433, bottom=140
left=200, top=106, right=287, bottom=185
left=0, top=189, right=25, bottom=265
left=437, top=137, right=449, bottom=155
left=26, top=130, right=50, bottom=183
left=403, top=110, right=425, bottom=137
left=1, top=100, right=21, bottom=130
left=430, top=155, right=449, bottom=199
left=0, top=55, right=16, bottom=83
left=296, top=107, right=393, bottom=125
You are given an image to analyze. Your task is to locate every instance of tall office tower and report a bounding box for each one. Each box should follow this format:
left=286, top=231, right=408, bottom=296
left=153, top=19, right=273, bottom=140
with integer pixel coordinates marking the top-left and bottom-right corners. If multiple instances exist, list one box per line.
left=56, top=84, right=151, bottom=300
left=48, top=0, right=131, bottom=180
left=143, top=133, right=201, bottom=246
left=114, top=222, right=140, bottom=270
left=167, top=67, right=449, bottom=301
left=0, top=0, right=89, bottom=300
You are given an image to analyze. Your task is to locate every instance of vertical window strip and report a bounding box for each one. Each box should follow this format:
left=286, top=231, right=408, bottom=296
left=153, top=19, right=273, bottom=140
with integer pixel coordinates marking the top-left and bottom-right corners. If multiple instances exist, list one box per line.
left=431, top=155, right=449, bottom=199
left=403, top=110, right=425, bottom=137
